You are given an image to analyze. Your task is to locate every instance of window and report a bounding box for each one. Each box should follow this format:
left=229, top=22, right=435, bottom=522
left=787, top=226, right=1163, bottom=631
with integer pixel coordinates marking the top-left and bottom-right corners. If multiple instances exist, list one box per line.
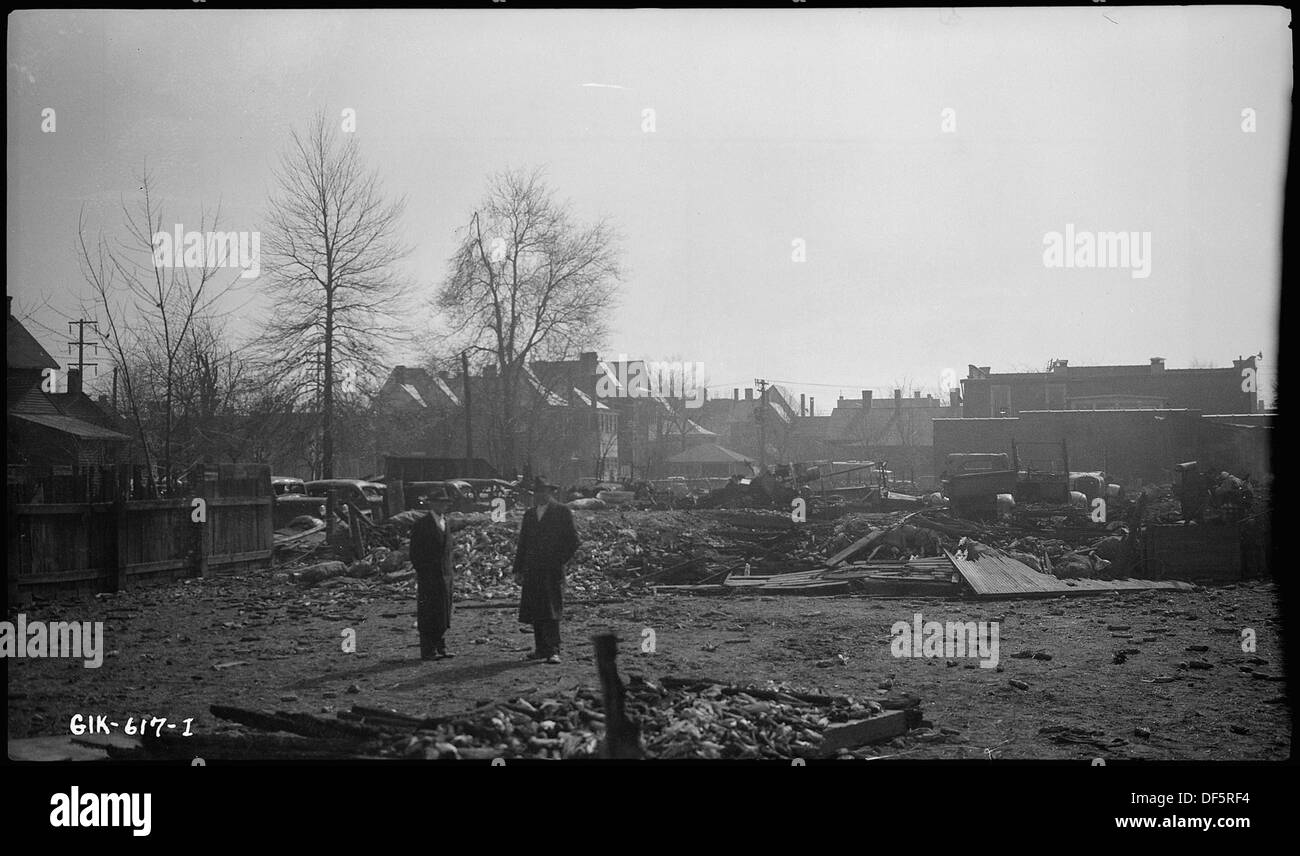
left=991, top=385, right=1012, bottom=416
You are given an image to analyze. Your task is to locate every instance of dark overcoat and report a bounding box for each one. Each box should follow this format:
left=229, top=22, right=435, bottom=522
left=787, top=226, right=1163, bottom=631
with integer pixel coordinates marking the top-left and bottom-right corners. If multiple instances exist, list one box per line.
left=513, top=502, right=580, bottom=624
left=409, top=512, right=454, bottom=638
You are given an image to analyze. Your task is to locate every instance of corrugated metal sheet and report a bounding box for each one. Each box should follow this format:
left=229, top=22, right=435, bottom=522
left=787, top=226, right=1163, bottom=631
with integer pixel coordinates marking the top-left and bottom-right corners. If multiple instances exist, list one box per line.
left=948, top=548, right=1193, bottom=597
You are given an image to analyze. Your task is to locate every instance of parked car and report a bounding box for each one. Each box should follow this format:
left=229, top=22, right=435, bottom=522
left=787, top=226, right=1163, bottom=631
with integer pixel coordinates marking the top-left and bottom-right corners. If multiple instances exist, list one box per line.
left=461, top=478, right=518, bottom=504
left=272, top=476, right=306, bottom=497
left=304, top=479, right=386, bottom=521
left=403, top=480, right=486, bottom=512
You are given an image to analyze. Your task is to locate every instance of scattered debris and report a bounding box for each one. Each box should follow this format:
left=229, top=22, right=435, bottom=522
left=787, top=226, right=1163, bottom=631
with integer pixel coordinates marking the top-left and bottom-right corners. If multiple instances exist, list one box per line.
left=104, top=677, right=924, bottom=761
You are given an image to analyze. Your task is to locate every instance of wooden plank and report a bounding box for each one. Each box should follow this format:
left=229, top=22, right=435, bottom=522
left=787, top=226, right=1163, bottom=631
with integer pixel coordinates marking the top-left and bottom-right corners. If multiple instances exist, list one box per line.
left=826, top=529, right=885, bottom=567
left=818, top=711, right=908, bottom=757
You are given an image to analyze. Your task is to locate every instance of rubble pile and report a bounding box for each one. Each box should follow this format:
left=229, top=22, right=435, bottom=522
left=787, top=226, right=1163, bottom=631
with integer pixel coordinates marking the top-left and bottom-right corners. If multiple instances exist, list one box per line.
left=274, top=482, right=1268, bottom=599
left=116, top=678, right=925, bottom=761
left=279, top=509, right=842, bottom=601
left=383, top=676, right=924, bottom=760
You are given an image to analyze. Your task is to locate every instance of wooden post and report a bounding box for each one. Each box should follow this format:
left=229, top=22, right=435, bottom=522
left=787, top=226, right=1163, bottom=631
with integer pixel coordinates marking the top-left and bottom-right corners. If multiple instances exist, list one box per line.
left=591, top=633, right=642, bottom=759
left=348, top=502, right=366, bottom=559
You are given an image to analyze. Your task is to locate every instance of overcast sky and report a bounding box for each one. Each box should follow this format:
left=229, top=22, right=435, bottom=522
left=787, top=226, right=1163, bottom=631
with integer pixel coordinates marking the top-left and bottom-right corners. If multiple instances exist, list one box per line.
left=7, top=7, right=1287, bottom=408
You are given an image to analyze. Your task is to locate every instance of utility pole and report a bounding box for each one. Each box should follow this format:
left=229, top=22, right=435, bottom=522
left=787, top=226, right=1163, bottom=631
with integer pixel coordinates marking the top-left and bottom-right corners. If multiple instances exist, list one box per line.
left=67, top=318, right=101, bottom=379
left=755, top=378, right=768, bottom=473
left=462, top=350, right=473, bottom=475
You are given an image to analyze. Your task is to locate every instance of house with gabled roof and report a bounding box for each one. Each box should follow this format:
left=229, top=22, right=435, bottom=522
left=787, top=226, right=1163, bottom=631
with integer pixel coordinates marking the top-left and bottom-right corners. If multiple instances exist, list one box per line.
left=7, top=297, right=131, bottom=501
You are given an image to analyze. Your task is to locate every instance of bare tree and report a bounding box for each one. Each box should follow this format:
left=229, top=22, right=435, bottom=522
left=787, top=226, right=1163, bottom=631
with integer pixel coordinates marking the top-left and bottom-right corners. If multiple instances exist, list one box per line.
left=260, top=112, right=411, bottom=478
left=77, top=170, right=242, bottom=493
left=436, top=167, right=621, bottom=473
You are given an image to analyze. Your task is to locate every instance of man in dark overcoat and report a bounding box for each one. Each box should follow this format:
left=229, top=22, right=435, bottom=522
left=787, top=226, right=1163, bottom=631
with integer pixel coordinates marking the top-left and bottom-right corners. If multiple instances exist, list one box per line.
left=409, top=492, right=455, bottom=660
left=513, top=477, right=580, bottom=664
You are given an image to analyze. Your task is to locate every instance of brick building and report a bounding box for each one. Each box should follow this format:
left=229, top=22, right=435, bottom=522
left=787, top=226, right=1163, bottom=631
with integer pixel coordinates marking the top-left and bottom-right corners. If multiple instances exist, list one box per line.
left=934, top=408, right=1272, bottom=489
left=960, top=357, right=1259, bottom=418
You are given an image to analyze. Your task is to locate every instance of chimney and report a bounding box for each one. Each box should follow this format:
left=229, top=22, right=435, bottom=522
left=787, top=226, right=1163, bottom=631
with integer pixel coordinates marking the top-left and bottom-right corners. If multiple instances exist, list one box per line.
left=809, top=396, right=815, bottom=416
left=949, top=389, right=961, bottom=408
left=1051, top=359, right=1068, bottom=375
left=893, top=388, right=902, bottom=410
left=800, top=393, right=806, bottom=416
left=914, top=389, right=921, bottom=399
left=579, top=351, right=598, bottom=375
left=861, top=390, right=872, bottom=411
left=745, top=388, right=753, bottom=400
left=1150, top=357, right=1165, bottom=373
left=733, top=388, right=739, bottom=401
left=67, top=368, right=82, bottom=396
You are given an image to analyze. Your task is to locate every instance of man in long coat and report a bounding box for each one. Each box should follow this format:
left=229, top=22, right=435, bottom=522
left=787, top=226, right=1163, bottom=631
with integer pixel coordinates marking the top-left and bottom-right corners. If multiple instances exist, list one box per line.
left=409, top=492, right=455, bottom=660
left=513, top=477, right=580, bottom=664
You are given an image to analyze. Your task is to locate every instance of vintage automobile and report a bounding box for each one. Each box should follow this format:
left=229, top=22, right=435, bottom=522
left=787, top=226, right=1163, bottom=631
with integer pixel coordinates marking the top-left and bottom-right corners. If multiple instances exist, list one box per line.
left=403, top=480, right=488, bottom=513
left=304, top=479, right=387, bottom=521
left=272, top=476, right=307, bottom=497
left=940, top=453, right=1017, bottom=518
left=461, top=478, right=519, bottom=505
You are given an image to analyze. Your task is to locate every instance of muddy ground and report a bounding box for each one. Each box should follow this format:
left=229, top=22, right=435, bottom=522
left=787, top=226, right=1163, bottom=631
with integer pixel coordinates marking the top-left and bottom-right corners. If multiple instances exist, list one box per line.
left=6, top=571, right=1289, bottom=760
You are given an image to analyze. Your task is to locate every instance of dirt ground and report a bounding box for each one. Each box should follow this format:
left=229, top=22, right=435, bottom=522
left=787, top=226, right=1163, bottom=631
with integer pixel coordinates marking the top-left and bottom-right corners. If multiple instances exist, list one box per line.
left=7, top=571, right=1289, bottom=760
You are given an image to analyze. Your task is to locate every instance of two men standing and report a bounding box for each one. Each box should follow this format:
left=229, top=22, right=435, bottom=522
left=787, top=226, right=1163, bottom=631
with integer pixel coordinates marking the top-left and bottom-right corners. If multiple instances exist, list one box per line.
left=513, top=477, right=580, bottom=664
left=409, top=476, right=580, bottom=665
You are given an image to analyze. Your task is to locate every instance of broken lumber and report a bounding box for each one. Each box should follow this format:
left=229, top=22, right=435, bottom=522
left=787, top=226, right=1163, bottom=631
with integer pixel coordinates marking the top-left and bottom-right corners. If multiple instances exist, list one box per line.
left=818, top=711, right=908, bottom=757
left=209, top=704, right=381, bottom=739
left=826, top=529, right=886, bottom=567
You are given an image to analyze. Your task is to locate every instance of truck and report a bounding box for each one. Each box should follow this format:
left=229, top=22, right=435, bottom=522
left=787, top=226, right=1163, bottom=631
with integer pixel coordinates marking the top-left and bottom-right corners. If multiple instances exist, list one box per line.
left=940, top=453, right=1017, bottom=518
left=941, top=440, right=1076, bottom=517
left=1011, top=439, right=1070, bottom=505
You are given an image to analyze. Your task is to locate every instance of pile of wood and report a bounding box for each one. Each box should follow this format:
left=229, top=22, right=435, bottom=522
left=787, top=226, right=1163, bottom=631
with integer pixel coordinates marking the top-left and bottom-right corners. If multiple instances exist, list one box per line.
left=104, top=678, right=923, bottom=761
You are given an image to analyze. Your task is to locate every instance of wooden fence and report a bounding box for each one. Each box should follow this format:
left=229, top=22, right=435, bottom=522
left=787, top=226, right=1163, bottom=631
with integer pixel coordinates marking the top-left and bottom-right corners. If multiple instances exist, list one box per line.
left=7, top=463, right=273, bottom=602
